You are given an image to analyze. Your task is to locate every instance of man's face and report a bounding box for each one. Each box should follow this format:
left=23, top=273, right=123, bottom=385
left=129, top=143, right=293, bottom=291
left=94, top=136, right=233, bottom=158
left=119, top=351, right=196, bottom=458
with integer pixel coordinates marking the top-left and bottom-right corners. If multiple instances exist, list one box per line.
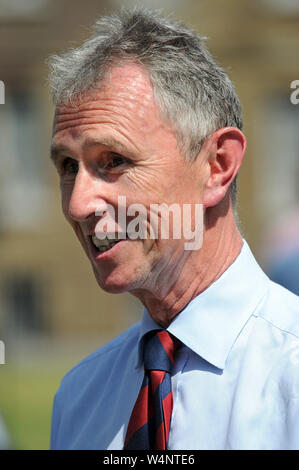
left=51, top=63, right=207, bottom=296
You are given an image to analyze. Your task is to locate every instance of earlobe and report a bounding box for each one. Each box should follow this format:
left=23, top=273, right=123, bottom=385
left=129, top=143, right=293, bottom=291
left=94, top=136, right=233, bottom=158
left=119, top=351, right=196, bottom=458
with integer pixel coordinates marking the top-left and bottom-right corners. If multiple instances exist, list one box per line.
left=203, top=127, right=246, bottom=208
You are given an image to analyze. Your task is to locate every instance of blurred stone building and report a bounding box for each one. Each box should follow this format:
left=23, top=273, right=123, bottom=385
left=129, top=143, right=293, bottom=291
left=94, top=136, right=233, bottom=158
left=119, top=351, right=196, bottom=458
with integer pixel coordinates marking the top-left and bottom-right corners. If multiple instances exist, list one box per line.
left=0, top=0, right=298, bottom=344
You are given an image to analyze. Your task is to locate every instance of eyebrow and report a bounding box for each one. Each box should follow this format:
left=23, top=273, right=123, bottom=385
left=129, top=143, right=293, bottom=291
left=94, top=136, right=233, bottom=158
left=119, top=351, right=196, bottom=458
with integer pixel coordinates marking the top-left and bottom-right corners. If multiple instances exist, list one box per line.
left=84, top=137, right=130, bottom=153
left=50, top=137, right=133, bottom=164
left=50, top=144, right=72, bottom=165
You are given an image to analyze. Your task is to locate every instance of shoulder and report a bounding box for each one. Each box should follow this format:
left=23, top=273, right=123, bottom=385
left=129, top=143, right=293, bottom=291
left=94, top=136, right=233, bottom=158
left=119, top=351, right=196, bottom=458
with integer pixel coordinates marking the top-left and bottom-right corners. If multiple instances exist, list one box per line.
left=257, top=280, right=299, bottom=340
left=251, top=282, right=299, bottom=396
left=57, top=321, right=141, bottom=393
left=50, top=322, right=141, bottom=449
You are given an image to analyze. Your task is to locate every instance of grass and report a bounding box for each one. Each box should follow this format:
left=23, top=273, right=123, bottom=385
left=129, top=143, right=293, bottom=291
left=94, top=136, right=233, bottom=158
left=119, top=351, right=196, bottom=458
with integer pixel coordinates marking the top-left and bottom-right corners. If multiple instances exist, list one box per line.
left=0, top=363, right=70, bottom=450
left=0, top=335, right=111, bottom=449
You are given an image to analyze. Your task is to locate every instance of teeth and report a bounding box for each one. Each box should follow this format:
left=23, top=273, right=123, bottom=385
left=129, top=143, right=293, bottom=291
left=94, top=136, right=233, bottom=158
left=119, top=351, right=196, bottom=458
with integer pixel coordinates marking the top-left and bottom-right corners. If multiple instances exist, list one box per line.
left=92, top=236, right=109, bottom=248
left=92, top=235, right=121, bottom=252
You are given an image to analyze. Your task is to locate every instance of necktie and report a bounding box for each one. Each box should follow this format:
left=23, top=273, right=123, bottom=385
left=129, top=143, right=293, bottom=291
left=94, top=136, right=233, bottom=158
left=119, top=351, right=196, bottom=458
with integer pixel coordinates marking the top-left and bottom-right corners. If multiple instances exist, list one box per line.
left=124, top=329, right=179, bottom=450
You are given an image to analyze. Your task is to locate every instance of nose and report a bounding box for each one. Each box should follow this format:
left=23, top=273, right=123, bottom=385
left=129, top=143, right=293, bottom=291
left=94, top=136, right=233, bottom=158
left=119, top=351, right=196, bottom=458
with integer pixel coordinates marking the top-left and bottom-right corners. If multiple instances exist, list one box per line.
left=64, top=167, right=106, bottom=223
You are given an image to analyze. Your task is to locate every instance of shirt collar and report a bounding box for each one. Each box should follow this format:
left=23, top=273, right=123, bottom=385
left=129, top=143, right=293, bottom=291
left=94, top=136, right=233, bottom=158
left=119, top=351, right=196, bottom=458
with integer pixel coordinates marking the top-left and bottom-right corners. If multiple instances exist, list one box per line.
left=136, top=239, right=269, bottom=370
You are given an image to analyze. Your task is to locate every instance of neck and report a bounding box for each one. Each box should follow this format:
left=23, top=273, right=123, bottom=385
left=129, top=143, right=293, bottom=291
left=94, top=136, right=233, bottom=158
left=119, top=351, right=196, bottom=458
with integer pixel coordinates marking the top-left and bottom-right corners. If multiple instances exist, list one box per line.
left=132, top=196, right=243, bottom=328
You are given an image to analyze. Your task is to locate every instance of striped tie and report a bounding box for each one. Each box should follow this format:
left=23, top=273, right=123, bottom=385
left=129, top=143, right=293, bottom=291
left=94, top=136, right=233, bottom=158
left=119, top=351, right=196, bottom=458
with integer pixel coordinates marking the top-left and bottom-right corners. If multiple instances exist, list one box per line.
left=124, top=329, right=179, bottom=450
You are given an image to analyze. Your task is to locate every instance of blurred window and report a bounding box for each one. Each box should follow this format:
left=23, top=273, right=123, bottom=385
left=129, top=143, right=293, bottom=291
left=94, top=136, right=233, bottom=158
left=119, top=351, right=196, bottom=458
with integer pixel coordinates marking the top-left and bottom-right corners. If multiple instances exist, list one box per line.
left=2, top=272, right=47, bottom=333
left=262, top=0, right=299, bottom=15
left=0, top=88, right=49, bottom=231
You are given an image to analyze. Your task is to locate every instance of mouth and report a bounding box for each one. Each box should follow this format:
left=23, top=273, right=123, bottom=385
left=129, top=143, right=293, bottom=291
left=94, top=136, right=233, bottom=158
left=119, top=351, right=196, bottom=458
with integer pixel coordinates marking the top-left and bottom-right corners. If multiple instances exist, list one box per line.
left=90, top=234, right=127, bottom=254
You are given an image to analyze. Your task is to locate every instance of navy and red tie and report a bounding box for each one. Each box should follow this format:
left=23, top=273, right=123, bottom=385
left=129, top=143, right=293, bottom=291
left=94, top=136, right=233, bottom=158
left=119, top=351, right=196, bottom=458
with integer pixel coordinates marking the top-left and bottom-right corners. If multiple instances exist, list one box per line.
left=124, top=329, right=180, bottom=450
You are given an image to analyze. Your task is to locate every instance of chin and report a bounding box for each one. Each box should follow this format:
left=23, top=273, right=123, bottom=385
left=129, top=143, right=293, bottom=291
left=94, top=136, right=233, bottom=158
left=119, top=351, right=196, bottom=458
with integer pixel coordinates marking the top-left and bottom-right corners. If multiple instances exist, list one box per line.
left=96, top=280, right=131, bottom=294
left=93, top=268, right=136, bottom=294
left=91, top=254, right=152, bottom=295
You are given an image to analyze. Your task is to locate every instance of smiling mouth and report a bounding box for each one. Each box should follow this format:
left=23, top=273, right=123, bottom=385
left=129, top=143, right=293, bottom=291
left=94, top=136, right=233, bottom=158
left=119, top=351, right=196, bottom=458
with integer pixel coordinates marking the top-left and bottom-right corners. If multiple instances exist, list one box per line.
left=90, top=234, right=127, bottom=253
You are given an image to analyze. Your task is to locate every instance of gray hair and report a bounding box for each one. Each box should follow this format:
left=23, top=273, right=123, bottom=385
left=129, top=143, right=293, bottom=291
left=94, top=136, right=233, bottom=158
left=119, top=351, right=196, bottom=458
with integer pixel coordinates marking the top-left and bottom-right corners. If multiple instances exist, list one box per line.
left=48, top=7, right=242, bottom=205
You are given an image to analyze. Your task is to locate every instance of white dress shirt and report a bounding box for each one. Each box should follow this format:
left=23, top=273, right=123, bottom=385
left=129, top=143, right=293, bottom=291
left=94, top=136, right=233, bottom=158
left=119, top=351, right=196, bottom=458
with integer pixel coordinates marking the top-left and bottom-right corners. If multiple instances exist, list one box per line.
left=50, top=240, right=299, bottom=449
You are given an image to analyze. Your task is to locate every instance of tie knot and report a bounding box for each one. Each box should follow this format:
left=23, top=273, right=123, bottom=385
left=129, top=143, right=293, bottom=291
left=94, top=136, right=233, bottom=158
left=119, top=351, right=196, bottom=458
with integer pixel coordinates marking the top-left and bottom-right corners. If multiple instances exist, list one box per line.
left=143, top=330, right=179, bottom=373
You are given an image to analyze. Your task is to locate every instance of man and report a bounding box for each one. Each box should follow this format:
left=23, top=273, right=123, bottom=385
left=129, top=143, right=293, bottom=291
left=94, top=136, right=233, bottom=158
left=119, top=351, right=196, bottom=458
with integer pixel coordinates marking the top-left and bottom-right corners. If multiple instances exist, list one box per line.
left=49, top=8, right=299, bottom=450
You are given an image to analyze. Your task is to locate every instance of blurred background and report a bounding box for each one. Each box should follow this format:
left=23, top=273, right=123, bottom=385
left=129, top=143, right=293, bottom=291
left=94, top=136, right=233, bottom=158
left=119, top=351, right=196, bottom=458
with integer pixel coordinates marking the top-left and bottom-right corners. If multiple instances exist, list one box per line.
left=0, top=0, right=298, bottom=449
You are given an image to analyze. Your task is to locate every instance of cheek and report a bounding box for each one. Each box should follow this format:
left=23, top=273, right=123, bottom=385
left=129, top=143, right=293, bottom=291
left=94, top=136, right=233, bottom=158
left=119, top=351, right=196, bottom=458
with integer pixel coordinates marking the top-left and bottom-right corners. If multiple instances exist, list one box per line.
left=125, top=165, right=173, bottom=200
left=60, top=182, right=73, bottom=220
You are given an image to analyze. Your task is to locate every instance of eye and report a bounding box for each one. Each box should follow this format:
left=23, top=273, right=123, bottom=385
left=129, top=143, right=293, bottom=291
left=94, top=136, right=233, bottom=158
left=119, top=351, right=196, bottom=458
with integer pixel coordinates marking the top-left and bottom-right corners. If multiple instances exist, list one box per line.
left=104, top=154, right=128, bottom=172
left=61, top=157, right=79, bottom=175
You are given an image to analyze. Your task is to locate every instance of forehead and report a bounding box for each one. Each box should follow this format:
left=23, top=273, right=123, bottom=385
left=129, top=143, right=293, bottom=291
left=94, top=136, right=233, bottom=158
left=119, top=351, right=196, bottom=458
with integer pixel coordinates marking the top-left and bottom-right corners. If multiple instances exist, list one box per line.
left=52, top=63, right=161, bottom=137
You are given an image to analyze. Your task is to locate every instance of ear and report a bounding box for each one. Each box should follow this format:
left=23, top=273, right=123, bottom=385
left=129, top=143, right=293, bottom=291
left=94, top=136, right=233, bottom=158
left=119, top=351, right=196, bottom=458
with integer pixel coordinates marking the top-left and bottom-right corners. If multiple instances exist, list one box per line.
left=202, top=127, right=246, bottom=208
